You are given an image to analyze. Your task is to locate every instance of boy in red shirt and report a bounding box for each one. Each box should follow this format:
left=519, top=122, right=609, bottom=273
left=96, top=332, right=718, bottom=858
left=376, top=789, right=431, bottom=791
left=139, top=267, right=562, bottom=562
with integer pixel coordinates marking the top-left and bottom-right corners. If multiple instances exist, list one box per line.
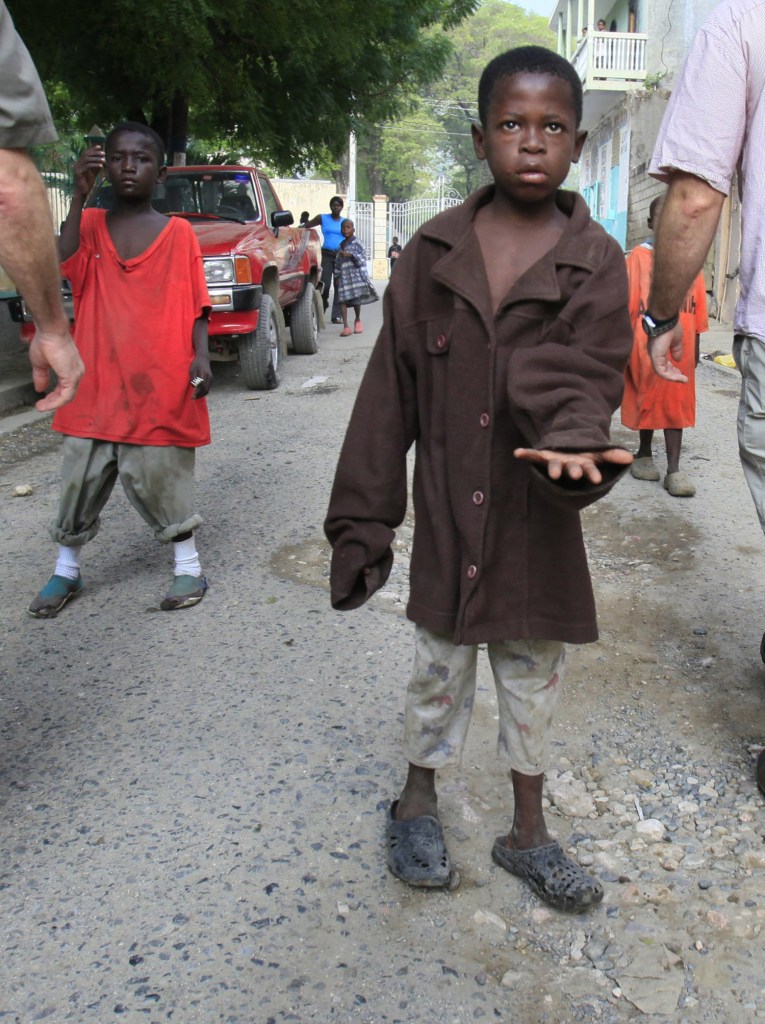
left=28, top=122, right=213, bottom=617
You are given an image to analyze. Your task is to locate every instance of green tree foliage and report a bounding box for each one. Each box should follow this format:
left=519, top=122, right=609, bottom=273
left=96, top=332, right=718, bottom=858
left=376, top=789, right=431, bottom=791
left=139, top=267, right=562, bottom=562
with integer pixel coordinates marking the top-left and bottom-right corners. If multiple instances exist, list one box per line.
left=366, top=0, right=555, bottom=200
left=9, top=0, right=479, bottom=170
left=358, top=106, right=444, bottom=202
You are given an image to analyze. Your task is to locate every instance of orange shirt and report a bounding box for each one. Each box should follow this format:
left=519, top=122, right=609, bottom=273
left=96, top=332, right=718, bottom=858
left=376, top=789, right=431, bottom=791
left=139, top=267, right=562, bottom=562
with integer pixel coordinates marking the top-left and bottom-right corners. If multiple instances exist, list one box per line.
left=54, top=209, right=211, bottom=447
left=621, top=242, right=708, bottom=431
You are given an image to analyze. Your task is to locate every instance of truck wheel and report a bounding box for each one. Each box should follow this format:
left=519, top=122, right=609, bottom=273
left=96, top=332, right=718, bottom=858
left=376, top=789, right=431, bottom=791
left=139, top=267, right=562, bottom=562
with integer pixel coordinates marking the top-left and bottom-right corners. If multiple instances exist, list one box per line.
left=239, top=293, right=281, bottom=390
left=289, top=282, right=320, bottom=355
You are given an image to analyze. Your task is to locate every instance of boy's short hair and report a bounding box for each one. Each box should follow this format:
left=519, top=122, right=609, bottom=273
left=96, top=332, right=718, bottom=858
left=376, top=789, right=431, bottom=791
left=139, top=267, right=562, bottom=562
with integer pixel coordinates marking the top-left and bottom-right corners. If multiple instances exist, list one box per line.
left=478, top=46, right=583, bottom=129
left=105, top=121, right=166, bottom=166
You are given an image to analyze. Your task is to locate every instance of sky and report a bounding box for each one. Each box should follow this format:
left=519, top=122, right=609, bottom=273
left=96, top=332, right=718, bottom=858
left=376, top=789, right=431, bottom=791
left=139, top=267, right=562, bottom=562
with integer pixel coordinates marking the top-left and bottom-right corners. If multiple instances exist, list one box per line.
left=516, top=0, right=554, bottom=20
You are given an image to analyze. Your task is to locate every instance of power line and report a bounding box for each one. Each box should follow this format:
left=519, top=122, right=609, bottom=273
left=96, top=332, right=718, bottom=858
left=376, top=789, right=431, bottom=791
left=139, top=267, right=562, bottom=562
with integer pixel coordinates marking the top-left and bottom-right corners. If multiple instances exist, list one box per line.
left=373, top=124, right=474, bottom=137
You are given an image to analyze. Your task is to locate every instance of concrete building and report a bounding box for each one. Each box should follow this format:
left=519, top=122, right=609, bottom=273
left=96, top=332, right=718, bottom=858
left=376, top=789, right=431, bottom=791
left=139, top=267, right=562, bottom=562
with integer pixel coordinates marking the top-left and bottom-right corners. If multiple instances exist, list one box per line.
left=550, top=0, right=738, bottom=320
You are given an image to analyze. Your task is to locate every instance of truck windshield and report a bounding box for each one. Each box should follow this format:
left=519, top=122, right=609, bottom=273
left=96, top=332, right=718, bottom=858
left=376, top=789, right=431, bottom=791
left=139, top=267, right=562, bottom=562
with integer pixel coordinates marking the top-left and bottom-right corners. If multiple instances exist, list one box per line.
left=88, top=170, right=260, bottom=221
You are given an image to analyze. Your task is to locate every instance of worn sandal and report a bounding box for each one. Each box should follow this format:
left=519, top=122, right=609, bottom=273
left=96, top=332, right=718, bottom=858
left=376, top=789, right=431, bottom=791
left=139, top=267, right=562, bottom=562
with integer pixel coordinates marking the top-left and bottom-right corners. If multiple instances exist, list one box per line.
left=664, top=471, right=695, bottom=497
left=387, top=800, right=459, bottom=889
left=339, top=326, right=352, bottom=337
left=28, top=574, right=84, bottom=619
left=491, top=837, right=603, bottom=913
left=630, top=456, right=660, bottom=481
left=354, top=321, right=363, bottom=334
left=160, top=575, right=208, bottom=611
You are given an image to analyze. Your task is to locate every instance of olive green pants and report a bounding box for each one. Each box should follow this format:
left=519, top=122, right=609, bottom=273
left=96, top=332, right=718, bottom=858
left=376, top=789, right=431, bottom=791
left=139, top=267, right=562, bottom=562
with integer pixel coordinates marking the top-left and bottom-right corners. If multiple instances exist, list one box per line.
left=51, top=436, right=202, bottom=547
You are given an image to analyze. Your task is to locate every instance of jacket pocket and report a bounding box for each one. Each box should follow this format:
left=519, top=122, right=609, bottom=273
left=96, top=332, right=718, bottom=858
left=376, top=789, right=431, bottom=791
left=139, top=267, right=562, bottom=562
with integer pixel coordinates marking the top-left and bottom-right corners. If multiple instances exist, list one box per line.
left=425, top=329, right=451, bottom=356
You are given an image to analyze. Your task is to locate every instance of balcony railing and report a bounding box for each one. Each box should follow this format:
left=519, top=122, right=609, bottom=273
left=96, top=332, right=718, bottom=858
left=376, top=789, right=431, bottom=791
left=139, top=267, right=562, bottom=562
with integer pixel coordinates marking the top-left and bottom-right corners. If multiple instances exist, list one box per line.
left=572, top=32, right=647, bottom=89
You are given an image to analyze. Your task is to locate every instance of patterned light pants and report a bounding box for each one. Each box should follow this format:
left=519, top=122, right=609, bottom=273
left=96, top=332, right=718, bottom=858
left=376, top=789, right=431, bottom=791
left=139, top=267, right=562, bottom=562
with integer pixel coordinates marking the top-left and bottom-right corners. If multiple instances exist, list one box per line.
left=733, top=334, right=765, bottom=533
left=402, top=625, right=565, bottom=776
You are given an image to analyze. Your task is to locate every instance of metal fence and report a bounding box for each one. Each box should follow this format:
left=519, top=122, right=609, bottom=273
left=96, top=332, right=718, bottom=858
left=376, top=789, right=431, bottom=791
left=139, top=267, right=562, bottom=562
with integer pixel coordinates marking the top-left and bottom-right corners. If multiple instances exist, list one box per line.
left=346, top=200, right=374, bottom=273
left=388, top=195, right=463, bottom=248
left=31, top=149, right=78, bottom=233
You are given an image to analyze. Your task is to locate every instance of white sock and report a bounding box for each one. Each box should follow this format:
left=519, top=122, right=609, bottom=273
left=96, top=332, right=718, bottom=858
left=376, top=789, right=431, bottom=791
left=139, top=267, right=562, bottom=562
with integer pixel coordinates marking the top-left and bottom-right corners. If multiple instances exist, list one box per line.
left=173, top=536, right=202, bottom=578
left=54, top=544, right=82, bottom=581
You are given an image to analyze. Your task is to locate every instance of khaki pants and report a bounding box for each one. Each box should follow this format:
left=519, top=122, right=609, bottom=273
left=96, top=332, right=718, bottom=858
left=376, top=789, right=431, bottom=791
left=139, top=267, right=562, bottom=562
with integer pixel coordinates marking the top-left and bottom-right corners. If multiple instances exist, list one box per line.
left=402, top=626, right=565, bottom=776
left=51, top=436, right=202, bottom=547
left=734, top=334, right=765, bottom=533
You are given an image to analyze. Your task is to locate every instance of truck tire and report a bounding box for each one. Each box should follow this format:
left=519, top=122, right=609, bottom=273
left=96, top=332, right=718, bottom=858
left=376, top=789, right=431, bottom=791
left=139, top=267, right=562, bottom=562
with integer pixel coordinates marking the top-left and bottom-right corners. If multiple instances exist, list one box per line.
left=239, top=293, right=281, bottom=390
left=289, top=282, right=320, bottom=355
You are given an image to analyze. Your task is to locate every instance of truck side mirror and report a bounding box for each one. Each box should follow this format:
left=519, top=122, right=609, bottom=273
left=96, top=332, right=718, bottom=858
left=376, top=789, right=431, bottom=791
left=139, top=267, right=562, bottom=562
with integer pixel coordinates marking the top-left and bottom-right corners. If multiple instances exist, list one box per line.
left=272, top=210, right=294, bottom=229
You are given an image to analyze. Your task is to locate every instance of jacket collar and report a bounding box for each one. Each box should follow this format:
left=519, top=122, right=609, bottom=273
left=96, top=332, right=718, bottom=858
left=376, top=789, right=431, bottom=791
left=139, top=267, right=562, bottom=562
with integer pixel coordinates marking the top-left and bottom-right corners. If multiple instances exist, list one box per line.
left=421, top=186, right=600, bottom=311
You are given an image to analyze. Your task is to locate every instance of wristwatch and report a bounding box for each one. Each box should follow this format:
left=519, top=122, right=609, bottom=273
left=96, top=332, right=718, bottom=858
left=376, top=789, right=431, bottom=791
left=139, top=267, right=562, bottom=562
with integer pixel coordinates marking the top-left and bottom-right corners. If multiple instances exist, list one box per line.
left=642, top=311, right=679, bottom=338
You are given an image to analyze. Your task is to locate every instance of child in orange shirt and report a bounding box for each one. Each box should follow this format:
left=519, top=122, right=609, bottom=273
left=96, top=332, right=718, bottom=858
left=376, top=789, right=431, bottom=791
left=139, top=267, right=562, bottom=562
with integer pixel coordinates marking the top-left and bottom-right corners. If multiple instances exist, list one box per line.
left=621, top=195, right=708, bottom=496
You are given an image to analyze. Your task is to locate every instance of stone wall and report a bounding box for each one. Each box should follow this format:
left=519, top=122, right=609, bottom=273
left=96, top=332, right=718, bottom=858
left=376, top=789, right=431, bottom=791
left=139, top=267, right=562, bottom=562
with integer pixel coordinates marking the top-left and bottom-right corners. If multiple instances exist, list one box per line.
left=270, top=179, right=339, bottom=222
left=625, top=90, right=669, bottom=250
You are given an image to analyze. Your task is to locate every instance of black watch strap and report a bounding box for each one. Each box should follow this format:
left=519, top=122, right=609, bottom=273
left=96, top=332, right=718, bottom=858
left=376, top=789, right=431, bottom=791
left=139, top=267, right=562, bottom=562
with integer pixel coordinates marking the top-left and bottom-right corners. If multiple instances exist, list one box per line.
left=642, top=311, right=680, bottom=338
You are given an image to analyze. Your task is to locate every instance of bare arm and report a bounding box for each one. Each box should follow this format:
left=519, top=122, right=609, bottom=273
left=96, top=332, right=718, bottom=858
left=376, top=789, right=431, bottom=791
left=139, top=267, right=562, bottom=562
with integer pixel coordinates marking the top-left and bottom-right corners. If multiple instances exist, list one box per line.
left=0, top=147, right=84, bottom=409
left=189, top=314, right=211, bottom=398
left=0, top=148, right=67, bottom=333
left=303, top=214, right=321, bottom=229
left=58, top=145, right=104, bottom=261
left=649, top=172, right=725, bottom=317
left=647, top=172, right=726, bottom=381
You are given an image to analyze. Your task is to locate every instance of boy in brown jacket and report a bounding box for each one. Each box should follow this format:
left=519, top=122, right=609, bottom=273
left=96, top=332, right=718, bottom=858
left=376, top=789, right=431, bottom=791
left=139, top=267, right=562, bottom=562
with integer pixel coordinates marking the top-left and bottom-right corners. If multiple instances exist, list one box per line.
left=325, top=47, right=633, bottom=912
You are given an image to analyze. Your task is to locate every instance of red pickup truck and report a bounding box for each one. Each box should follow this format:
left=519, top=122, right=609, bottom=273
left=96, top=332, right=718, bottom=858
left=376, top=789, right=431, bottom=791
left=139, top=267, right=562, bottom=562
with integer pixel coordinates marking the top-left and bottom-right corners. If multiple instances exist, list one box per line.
left=11, top=166, right=324, bottom=390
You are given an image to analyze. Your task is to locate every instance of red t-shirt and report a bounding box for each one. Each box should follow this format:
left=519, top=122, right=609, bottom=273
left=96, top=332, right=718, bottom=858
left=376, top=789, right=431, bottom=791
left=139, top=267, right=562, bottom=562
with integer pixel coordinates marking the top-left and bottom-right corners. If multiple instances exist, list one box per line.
left=53, top=209, right=212, bottom=447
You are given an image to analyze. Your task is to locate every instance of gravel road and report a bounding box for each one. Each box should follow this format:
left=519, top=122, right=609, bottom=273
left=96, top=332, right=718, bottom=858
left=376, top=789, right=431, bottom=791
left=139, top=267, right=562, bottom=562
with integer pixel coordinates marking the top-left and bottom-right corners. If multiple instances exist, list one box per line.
left=0, top=293, right=764, bottom=1023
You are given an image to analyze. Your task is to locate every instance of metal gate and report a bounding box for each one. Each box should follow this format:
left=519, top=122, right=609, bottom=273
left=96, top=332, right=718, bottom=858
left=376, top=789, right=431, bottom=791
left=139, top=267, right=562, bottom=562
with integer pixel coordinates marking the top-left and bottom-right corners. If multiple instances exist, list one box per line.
left=346, top=200, right=373, bottom=273
left=388, top=194, right=463, bottom=247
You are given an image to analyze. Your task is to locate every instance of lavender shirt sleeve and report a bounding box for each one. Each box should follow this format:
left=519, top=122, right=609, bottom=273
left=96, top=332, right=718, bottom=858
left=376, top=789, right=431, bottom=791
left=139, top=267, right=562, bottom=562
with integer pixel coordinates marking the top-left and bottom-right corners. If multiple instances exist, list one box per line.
left=649, top=24, right=745, bottom=195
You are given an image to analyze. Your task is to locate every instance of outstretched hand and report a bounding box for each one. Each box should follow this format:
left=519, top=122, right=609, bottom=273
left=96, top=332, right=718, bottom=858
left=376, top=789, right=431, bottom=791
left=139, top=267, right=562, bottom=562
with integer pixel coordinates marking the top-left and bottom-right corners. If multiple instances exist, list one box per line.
left=514, top=446, right=633, bottom=485
left=648, top=323, right=687, bottom=382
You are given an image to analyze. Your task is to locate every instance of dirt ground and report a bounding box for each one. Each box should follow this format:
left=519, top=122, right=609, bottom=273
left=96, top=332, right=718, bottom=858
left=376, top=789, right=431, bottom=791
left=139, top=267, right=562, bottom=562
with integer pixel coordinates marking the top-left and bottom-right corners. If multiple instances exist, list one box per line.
left=1, top=301, right=765, bottom=1023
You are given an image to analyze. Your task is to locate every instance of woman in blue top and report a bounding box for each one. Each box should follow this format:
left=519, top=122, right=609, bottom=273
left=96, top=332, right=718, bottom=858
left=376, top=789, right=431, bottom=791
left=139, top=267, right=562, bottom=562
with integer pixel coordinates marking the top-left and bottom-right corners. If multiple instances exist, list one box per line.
left=304, top=195, right=344, bottom=323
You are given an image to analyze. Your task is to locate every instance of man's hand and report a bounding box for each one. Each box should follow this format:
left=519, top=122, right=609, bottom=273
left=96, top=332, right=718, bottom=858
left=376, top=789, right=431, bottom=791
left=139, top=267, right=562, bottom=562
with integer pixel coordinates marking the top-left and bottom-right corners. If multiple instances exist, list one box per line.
left=514, top=446, right=633, bottom=485
left=28, top=325, right=84, bottom=411
left=647, top=321, right=688, bottom=382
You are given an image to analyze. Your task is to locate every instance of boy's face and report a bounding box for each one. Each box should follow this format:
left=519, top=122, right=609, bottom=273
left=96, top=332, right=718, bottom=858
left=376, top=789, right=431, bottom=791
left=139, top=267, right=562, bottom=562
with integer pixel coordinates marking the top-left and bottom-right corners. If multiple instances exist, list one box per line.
left=105, top=130, right=166, bottom=200
left=471, top=72, right=586, bottom=208
left=341, top=220, right=354, bottom=238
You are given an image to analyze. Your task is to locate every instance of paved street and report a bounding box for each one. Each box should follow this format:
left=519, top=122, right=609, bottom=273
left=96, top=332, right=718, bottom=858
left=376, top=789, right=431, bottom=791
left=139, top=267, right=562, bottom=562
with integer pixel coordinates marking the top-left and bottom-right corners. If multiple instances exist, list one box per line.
left=1, top=291, right=765, bottom=1023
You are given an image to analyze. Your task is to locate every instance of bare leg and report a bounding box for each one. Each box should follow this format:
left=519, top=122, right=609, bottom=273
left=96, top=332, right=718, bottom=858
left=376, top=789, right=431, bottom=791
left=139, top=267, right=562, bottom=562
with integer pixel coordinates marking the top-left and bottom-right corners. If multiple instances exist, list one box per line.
left=395, top=763, right=438, bottom=820
left=353, top=304, right=361, bottom=324
left=664, top=428, right=682, bottom=475
left=637, top=429, right=654, bottom=459
left=341, top=302, right=349, bottom=329
left=496, top=770, right=552, bottom=850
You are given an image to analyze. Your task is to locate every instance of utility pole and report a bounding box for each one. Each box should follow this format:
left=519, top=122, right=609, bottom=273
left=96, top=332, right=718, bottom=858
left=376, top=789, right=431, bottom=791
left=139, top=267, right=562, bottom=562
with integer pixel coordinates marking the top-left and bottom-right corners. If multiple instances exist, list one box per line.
left=348, top=132, right=357, bottom=206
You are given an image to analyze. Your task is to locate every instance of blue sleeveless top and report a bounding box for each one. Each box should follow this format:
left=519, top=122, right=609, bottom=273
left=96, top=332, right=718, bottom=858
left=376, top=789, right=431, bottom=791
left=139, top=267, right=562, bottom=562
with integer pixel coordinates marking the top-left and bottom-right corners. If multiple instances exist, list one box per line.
left=320, top=213, right=344, bottom=252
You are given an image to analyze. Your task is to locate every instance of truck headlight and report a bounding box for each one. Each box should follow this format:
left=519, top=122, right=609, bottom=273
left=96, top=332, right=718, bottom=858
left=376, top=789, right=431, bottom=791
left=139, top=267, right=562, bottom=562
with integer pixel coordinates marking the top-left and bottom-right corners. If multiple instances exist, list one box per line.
left=204, top=258, right=235, bottom=284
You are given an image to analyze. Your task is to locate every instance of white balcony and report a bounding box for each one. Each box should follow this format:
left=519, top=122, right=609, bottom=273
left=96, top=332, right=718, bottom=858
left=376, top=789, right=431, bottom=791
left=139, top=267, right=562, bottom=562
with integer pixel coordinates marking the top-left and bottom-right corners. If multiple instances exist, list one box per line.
left=573, top=32, right=646, bottom=88
left=569, top=31, right=647, bottom=128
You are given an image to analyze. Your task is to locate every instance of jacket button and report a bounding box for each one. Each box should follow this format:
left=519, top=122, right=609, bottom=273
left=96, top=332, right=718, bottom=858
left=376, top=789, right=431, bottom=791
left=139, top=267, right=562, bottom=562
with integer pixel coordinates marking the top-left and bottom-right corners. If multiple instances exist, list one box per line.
left=436, top=334, right=447, bottom=349
left=472, top=490, right=484, bottom=506
left=467, top=564, right=477, bottom=579
left=479, top=413, right=489, bottom=428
